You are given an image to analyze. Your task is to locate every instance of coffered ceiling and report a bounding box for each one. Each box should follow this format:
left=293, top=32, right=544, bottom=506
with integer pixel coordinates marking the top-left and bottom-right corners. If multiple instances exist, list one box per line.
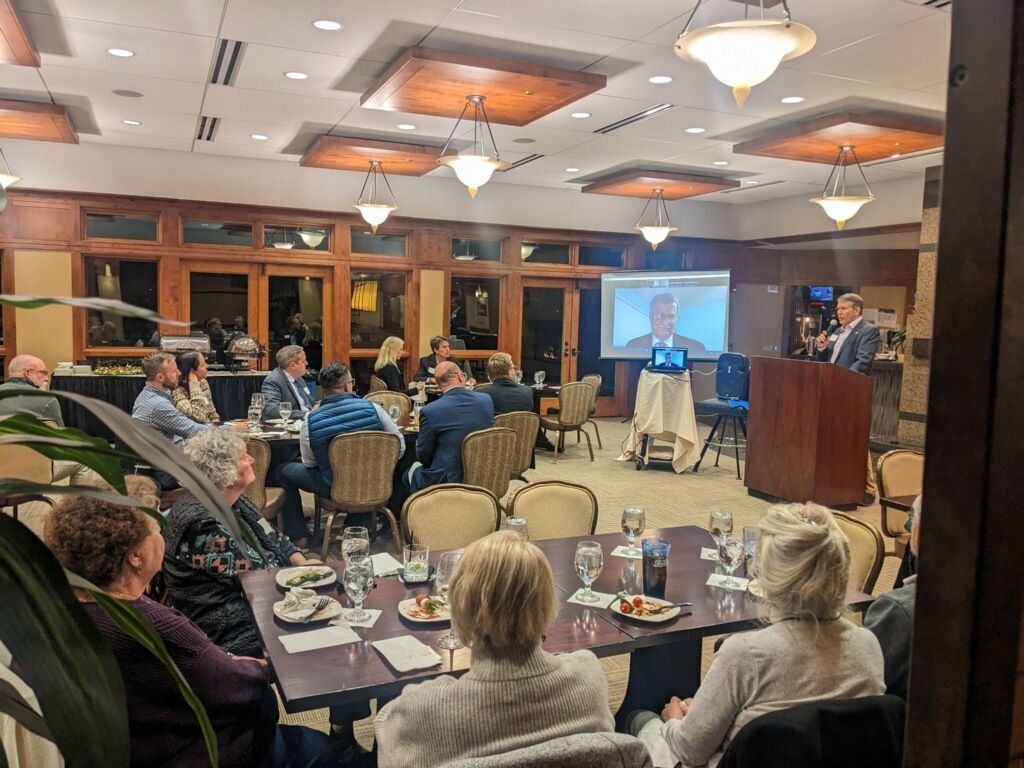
left=0, top=0, right=950, bottom=205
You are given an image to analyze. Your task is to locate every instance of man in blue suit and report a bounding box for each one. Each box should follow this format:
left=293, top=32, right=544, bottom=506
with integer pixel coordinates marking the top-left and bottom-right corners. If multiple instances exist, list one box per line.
left=407, top=360, right=494, bottom=492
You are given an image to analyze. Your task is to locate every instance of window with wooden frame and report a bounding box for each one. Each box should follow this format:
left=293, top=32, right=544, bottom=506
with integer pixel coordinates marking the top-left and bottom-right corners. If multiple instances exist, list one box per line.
left=83, top=211, right=160, bottom=242
left=451, top=237, right=502, bottom=263
left=83, top=256, right=160, bottom=350
left=351, top=229, right=407, bottom=257
left=520, top=241, right=570, bottom=265
left=182, top=218, right=254, bottom=247
left=578, top=243, right=625, bottom=268
left=262, top=224, right=331, bottom=252
left=449, top=275, right=501, bottom=359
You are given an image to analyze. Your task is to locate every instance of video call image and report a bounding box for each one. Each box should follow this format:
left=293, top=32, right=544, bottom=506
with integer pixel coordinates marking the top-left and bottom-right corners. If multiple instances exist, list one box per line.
left=600, top=270, right=731, bottom=361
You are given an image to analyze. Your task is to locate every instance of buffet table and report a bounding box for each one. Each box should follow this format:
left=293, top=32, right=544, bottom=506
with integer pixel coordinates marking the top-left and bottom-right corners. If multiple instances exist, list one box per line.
left=50, top=371, right=267, bottom=440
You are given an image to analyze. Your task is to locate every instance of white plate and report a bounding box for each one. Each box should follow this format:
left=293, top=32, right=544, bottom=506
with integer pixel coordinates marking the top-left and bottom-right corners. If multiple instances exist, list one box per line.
left=610, top=596, right=681, bottom=623
left=285, top=422, right=302, bottom=433
left=272, top=597, right=342, bottom=624
left=397, top=597, right=451, bottom=623
left=275, top=566, right=336, bottom=589
left=265, top=418, right=286, bottom=425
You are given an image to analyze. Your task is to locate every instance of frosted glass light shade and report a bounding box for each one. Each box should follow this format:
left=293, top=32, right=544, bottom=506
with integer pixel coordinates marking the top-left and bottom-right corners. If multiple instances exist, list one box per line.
left=438, top=154, right=505, bottom=197
left=272, top=242, right=294, bottom=249
left=297, top=229, right=326, bottom=248
left=675, top=20, right=816, bottom=107
left=636, top=225, right=677, bottom=249
left=355, top=202, right=397, bottom=232
left=809, top=195, right=874, bottom=230
left=0, top=173, right=20, bottom=189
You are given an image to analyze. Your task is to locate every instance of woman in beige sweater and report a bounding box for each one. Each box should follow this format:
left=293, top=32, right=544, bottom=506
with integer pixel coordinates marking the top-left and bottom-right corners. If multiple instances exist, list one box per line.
left=170, top=352, right=220, bottom=424
left=374, top=532, right=614, bottom=766
left=631, top=503, right=885, bottom=768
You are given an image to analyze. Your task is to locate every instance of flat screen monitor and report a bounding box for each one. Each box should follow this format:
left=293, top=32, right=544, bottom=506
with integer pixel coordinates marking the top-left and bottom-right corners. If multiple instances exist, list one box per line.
left=809, top=285, right=834, bottom=301
left=600, top=270, right=730, bottom=361
left=650, top=346, right=688, bottom=371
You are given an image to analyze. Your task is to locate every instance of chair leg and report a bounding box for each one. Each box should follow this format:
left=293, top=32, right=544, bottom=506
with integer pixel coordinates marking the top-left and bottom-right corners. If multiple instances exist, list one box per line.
left=320, top=509, right=346, bottom=561
left=588, top=419, right=603, bottom=450
left=379, top=508, right=403, bottom=556
left=582, top=428, right=594, bottom=461
left=694, top=415, right=723, bottom=472
left=731, top=417, right=741, bottom=480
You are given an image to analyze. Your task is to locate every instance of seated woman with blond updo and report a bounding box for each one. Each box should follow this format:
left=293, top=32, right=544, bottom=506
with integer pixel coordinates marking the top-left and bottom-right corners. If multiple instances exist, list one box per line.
left=630, top=503, right=885, bottom=768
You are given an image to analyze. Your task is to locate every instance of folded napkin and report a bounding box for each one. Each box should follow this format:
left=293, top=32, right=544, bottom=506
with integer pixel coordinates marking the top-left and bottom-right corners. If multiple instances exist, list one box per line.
left=372, top=636, right=442, bottom=673
left=370, top=552, right=404, bottom=577
left=706, top=573, right=750, bottom=592
left=331, top=608, right=382, bottom=629
left=699, top=547, right=720, bottom=562
left=566, top=589, right=618, bottom=609
left=277, top=588, right=321, bottom=622
left=610, top=545, right=642, bottom=560
left=279, top=625, right=361, bottom=654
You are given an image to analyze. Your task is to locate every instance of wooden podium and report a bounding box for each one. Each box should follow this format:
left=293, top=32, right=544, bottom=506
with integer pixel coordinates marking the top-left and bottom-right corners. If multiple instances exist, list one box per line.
left=744, top=357, right=873, bottom=507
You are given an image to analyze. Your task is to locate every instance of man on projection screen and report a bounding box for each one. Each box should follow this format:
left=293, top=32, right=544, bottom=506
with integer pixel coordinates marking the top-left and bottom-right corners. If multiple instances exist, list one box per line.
left=626, top=292, right=707, bottom=351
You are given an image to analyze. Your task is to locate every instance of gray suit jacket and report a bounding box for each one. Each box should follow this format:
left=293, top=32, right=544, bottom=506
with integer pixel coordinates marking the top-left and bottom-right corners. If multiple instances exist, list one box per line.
left=864, top=576, right=916, bottom=699
left=817, top=320, right=880, bottom=374
left=0, top=377, right=64, bottom=426
left=260, top=367, right=311, bottom=420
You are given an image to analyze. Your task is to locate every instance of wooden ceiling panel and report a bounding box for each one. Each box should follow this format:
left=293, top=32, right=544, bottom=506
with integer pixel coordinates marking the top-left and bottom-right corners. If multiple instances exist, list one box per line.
left=0, top=0, right=39, bottom=67
left=0, top=100, right=77, bottom=143
left=732, top=111, right=944, bottom=164
left=360, top=46, right=606, bottom=127
left=582, top=170, right=740, bottom=200
left=300, top=135, right=442, bottom=176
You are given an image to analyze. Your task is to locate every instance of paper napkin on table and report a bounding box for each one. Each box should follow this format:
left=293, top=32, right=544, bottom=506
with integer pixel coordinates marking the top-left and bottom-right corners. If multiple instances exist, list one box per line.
left=610, top=545, right=643, bottom=560
left=699, top=547, right=720, bottom=562
left=372, top=636, right=442, bottom=673
left=277, top=588, right=320, bottom=622
left=331, top=608, right=382, bottom=629
left=279, top=625, right=360, bottom=654
left=370, top=552, right=404, bottom=577
left=706, top=574, right=750, bottom=592
left=566, top=589, right=618, bottom=609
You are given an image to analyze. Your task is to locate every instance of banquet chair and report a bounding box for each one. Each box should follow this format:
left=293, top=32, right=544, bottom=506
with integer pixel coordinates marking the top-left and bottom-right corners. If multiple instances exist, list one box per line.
left=461, top=427, right=517, bottom=503
left=877, top=449, right=924, bottom=538
left=369, top=374, right=388, bottom=393
left=245, top=437, right=284, bottom=528
left=401, top=484, right=501, bottom=550
left=493, top=411, right=540, bottom=483
left=832, top=511, right=885, bottom=594
left=545, top=373, right=603, bottom=450
left=447, top=732, right=652, bottom=768
left=539, top=382, right=594, bottom=464
left=507, top=480, right=598, bottom=540
left=366, top=390, right=412, bottom=420
left=317, top=431, right=402, bottom=560
left=0, top=441, right=53, bottom=522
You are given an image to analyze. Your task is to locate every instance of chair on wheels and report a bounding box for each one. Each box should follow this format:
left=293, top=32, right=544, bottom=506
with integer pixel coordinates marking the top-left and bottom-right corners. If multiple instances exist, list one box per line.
left=315, top=431, right=403, bottom=560
left=546, top=373, right=603, bottom=450
left=493, top=411, right=540, bottom=483
left=832, top=511, right=885, bottom=594
left=507, top=480, right=598, bottom=540
left=368, top=374, right=388, bottom=393
left=366, top=390, right=413, bottom=420
left=401, top=484, right=501, bottom=550
left=461, top=427, right=517, bottom=504
left=877, top=449, right=924, bottom=538
left=539, top=382, right=595, bottom=463
left=245, top=437, right=284, bottom=528
left=693, top=353, right=750, bottom=480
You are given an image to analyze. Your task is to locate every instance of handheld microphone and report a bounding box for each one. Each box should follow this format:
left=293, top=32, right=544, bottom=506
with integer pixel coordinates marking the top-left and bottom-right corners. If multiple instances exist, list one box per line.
left=824, top=319, right=838, bottom=335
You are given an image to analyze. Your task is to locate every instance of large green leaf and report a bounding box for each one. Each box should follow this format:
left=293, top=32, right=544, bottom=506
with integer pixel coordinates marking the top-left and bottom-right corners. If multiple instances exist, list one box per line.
left=0, top=515, right=130, bottom=768
left=0, top=294, right=190, bottom=326
left=0, top=480, right=166, bottom=530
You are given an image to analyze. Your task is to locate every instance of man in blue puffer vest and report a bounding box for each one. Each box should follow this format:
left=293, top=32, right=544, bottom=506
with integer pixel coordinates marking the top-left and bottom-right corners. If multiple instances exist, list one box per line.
left=275, top=360, right=404, bottom=547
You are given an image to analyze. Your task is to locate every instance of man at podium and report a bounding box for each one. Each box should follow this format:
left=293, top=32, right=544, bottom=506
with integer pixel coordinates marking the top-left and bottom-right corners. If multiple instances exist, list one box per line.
left=815, top=293, right=881, bottom=504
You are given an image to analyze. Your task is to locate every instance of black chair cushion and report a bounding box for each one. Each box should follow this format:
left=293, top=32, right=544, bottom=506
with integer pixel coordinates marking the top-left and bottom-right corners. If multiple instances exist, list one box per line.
left=696, top=398, right=748, bottom=416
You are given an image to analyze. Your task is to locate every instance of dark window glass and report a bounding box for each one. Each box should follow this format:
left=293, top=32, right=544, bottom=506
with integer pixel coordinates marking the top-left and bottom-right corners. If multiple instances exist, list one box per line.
left=264, top=225, right=330, bottom=251
left=350, top=272, right=407, bottom=349
left=579, top=244, right=625, bottom=268
left=85, top=258, right=159, bottom=347
left=521, top=241, right=569, bottom=265
left=521, top=286, right=564, bottom=386
left=189, top=273, right=248, bottom=360
left=450, top=276, right=500, bottom=350
left=84, top=212, right=158, bottom=241
left=351, top=230, right=406, bottom=256
left=182, top=219, right=253, bottom=246
left=577, top=287, right=615, bottom=396
left=644, top=250, right=684, bottom=270
left=451, top=238, right=501, bottom=262
left=268, top=276, right=324, bottom=371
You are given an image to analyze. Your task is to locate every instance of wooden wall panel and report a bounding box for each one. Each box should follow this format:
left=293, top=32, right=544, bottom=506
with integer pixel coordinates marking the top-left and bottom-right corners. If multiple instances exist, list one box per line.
left=0, top=196, right=73, bottom=243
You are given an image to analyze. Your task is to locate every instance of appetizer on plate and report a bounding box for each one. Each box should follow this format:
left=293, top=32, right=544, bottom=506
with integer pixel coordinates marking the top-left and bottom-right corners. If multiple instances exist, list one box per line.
left=398, top=594, right=451, bottom=622
left=275, top=565, right=335, bottom=589
left=611, top=593, right=684, bottom=622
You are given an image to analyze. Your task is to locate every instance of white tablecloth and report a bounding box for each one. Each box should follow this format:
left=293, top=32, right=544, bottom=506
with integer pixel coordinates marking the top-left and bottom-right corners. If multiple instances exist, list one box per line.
left=617, top=369, right=701, bottom=473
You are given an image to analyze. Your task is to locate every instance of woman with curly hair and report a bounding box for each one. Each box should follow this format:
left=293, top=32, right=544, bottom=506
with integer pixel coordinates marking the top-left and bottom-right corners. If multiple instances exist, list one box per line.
left=44, top=496, right=336, bottom=767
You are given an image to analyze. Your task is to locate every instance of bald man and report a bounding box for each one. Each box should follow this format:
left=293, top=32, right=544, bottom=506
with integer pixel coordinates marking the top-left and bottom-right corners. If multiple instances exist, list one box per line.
left=406, top=360, right=493, bottom=492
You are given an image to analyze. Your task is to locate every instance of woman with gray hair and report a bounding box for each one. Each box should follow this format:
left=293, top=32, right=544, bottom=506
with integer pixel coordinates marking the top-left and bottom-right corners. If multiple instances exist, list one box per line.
left=630, top=503, right=885, bottom=767
left=163, top=429, right=315, bottom=656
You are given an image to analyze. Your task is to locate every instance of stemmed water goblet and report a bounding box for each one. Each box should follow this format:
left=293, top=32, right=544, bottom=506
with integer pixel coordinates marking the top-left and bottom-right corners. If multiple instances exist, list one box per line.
left=708, top=509, right=733, bottom=547
left=341, top=526, right=370, bottom=561
left=534, top=370, right=546, bottom=388
left=278, top=401, right=293, bottom=421
left=387, top=404, right=402, bottom=424
left=342, top=558, right=373, bottom=622
left=621, top=507, right=646, bottom=557
left=718, top=537, right=745, bottom=589
left=435, top=550, right=464, bottom=650
left=574, top=541, right=604, bottom=603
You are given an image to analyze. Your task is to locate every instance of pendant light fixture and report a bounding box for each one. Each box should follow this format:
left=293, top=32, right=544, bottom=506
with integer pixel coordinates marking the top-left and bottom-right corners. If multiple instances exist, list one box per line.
left=634, top=188, right=678, bottom=250
left=297, top=228, right=327, bottom=248
left=354, top=160, right=398, bottom=233
left=673, top=0, right=816, bottom=108
left=809, top=145, right=875, bottom=230
left=438, top=95, right=510, bottom=198
left=0, top=145, right=20, bottom=189
left=271, top=227, right=294, bottom=249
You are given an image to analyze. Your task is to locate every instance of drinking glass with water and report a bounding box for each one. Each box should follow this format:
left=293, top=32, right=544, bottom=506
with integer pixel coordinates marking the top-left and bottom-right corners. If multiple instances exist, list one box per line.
left=278, top=401, right=293, bottom=421
left=342, top=559, right=373, bottom=622
left=574, top=541, right=603, bottom=603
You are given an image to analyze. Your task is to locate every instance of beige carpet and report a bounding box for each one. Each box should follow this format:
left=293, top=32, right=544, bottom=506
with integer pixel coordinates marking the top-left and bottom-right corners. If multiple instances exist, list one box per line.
left=281, top=417, right=905, bottom=746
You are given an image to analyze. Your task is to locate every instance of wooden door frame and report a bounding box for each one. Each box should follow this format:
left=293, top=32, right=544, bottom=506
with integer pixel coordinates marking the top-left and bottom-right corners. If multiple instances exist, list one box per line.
left=180, top=259, right=259, bottom=363
left=259, top=264, right=336, bottom=369
left=521, top=277, right=574, bottom=390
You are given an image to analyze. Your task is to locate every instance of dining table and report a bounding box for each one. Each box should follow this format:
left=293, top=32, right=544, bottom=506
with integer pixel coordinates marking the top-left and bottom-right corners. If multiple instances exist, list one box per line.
left=239, top=525, right=874, bottom=726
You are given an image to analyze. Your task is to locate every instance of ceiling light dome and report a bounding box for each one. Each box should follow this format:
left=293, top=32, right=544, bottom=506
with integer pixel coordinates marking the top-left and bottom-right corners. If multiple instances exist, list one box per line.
left=634, top=188, right=678, bottom=250
left=809, top=145, right=875, bottom=229
left=673, top=3, right=815, bottom=108
left=297, top=229, right=326, bottom=248
left=354, top=160, right=398, bottom=232
left=437, top=95, right=509, bottom=198
left=438, top=155, right=503, bottom=197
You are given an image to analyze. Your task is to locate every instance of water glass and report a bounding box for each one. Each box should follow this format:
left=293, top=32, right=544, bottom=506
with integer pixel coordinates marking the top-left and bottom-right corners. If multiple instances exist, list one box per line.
left=642, top=538, right=670, bottom=599
left=574, top=541, right=603, bottom=603
left=278, top=401, right=293, bottom=421
left=342, top=559, right=373, bottom=622
left=247, top=405, right=261, bottom=432
left=621, top=506, right=646, bottom=556
left=534, top=370, right=546, bottom=388
left=514, top=368, right=523, bottom=384
left=341, top=526, right=370, bottom=561
left=719, top=537, right=745, bottom=589
left=435, top=550, right=465, bottom=650
left=506, top=517, right=529, bottom=540
left=402, top=544, right=430, bottom=583
left=250, top=392, right=264, bottom=411
left=742, top=526, right=759, bottom=575
left=388, top=404, right=403, bottom=424
left=708, top=509, right=733, bottom=546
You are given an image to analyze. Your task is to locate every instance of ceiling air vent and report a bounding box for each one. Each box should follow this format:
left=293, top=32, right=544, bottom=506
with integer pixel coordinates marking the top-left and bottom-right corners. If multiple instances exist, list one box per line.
left=210, top=39, right=246, bottom=86
left=499, top=154, right=545, bottom=172
left=195, top=115, right=220, bottom=142
left=594, top=104, right=674, bottom=134
left=899, top=0, right=951, bottom=9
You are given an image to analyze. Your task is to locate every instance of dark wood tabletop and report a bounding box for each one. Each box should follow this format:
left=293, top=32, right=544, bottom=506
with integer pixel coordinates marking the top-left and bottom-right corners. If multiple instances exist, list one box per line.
left=240, top=525, right=873, bottom=712
left=880, top=495, right=917, bottom=512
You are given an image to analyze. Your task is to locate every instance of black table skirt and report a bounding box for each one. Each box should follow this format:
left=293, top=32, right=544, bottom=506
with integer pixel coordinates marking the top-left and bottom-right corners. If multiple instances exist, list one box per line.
left=50, top=374, right=267, bottom=441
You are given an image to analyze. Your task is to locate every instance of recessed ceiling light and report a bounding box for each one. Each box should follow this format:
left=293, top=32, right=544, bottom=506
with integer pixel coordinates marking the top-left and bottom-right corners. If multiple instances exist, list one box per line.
left=107, top=48, right=135, bottom=58
left=250, top=133, right=269, bottom=141
left=745, top=180, right=760, bottom=185
left=112, top=89, right=143, bottom=98
left=312, top=19, right=343, bottom=31
left=648, top=75, right=673, bottom=84
left=284, top=71, right=309, bottom=80
left=121, top=119, right=142, bottom=126
left=396, top=124, right=416, bottom=130
left=781, top=96, right=805, bottom=104
left=570, top=112, right=592, bottom=119
left=713, top=160, right=729, bottom=166
left=565, top=167, right=580, bottom=173
left=685, top=127, right=706, bottom=134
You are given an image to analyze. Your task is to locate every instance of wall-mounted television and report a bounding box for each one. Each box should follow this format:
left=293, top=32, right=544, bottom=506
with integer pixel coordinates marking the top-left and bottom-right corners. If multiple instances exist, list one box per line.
left=809, top=285, right=834, bottom=301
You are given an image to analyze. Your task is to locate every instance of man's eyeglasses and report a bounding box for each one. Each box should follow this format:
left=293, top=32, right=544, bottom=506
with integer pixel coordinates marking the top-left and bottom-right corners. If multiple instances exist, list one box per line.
left=23, top=368, right=49, bottom=377
left=651, top=313, right=679, bottom=323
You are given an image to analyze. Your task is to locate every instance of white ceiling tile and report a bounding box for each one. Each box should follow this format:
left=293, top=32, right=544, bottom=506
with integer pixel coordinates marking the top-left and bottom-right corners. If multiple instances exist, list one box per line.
left=88, top=104, right=198, bottom=139
left=40, top=64, right=206, bottom=114
left=231, top=44, right=367, bottom=101
left=558, top=134, right=687, bottom=165
left=462, top=124, right=592, bottom=157
left=79, top=132, right=194, bottom=152
left=211, top=118, right=298, bottom=150
left=532, top=94, right=669, bottom=132
left=0, top=64, right=49, bottom=101
left=332, top=104, right=457, bottom=143
left=613, top=105, right=771, bottom=143
left=17, top=0, right=224, bottom=36
left=201, top=84, right=353, bottom=127
left=192, top=140, right=298, bottom=162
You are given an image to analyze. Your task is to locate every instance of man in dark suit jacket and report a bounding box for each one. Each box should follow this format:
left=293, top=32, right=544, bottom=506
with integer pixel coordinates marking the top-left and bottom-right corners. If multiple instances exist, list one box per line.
left=407, top=361, right=494, bottom=492
left=261, top=344, right=313, bottom=420
left=625, top=293, right=706, bottom=352
left=815, top=293, right=881, bottom=374
left=475, top=353, right=533, bottom=414
left=412, top=335, right=470, bottom=381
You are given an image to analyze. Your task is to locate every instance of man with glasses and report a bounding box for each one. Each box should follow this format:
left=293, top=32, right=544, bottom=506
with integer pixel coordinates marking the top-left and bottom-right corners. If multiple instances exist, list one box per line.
left=627, top=293, right=707, bottom=352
